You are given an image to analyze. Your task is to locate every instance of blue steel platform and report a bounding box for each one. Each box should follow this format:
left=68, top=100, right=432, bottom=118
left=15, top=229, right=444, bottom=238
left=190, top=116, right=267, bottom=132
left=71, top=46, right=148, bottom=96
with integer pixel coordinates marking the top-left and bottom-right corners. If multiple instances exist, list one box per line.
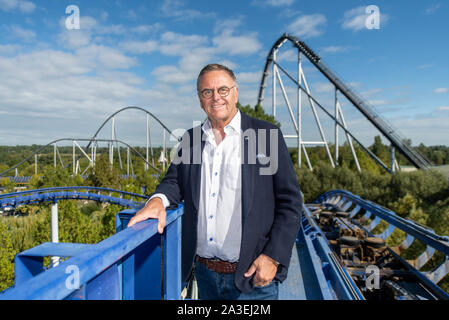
left=1, top=188, right=448, bottom=300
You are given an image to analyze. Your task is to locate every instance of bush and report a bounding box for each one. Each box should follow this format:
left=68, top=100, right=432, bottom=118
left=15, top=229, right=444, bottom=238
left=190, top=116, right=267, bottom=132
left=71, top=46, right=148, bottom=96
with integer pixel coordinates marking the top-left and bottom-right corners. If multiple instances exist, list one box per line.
left=0, top=222, right=17, bottom=291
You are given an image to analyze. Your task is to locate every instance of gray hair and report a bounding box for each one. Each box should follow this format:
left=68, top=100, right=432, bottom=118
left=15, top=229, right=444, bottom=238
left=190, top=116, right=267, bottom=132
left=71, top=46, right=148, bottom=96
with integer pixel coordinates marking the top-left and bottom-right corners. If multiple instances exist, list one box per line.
left=197, top=63, right=236, bottom=89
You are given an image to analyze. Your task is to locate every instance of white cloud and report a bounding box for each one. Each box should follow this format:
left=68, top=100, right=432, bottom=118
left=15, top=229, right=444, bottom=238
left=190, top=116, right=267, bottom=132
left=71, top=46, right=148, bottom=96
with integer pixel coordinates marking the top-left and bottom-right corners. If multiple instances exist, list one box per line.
left=130, top=23, right=162, bottom=34
left=312, top=82, right=333, bottom=93
left=120, top=40, right=158, bottom=54
left=0, top=49, right=143, bottom=126
left=286, top=14, right=327, bottom=39
left=252, top=0, right=294, bottom=7
left=236, top=71, right=261, bottom=84
left=321, top=46, right=351, bottom=54
left=341, top=7, right=367, bottom=31
left=214, top=17, right=243, bottom=34
left=418, top=64, right=434, bottom=69
left=160, top=0, right=215, bottom=20
left=0, top=0, right=35, bottom=13
left=57, top=16, right=98, bottom=49
left=434, top=87, right=448, bottom=94
left=6, top=25, right=36, bottom=42
left=152, top=65, right=193, bottom=84
left=437, top=106, right=449, bottom=111
left=341, top=6, right=389, bottom=32
left=159, top=31, right=208, bottom=56
left=425, top=3, right=442, bottom=15
left=0, top=44, right=22, bottom=54
left=76, top=44, right=137, bottom=70
left=276, top=49, right=297, bottom=62
left=213, top=31, right=261, bottom=56
left=212, top=17, right=262, bottom=55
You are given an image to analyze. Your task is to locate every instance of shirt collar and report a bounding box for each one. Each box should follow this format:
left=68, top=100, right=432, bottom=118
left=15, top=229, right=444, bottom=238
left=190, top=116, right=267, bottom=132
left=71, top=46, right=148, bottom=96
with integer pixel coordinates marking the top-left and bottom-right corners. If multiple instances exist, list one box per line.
left=202, top=110, right=241, bottom=136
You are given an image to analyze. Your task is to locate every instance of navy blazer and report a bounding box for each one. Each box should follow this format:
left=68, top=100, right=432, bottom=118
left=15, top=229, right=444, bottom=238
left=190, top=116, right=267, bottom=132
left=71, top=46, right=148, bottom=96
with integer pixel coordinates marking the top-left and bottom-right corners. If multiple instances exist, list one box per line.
left=153, top=111, right=302, bottom=293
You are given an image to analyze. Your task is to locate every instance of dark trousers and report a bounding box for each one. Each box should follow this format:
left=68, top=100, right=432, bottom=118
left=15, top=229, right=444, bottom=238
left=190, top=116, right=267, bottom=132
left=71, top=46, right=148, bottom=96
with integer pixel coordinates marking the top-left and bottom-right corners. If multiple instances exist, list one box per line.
left=194, top=261, right=279, bottom=300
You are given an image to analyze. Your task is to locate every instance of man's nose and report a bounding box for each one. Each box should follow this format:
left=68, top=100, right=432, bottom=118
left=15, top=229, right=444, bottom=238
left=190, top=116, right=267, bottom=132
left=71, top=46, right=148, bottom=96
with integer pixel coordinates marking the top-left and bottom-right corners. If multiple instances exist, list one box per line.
left=212, top=89, right=222, bottom=101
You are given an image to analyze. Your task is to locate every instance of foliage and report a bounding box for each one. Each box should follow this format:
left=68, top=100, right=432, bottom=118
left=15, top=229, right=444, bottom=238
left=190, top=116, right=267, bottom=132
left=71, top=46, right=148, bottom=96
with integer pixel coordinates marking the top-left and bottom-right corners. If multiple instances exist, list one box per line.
left=0, top=177, right=16, bottom=193
left=237, top=102, right=281, bottom=127
left=0, top=222, right=17, bottom=291
left=85, top=154, right=122, bottom=189
left=1, top=132, right=449, bottom=293
left=30, top=166, right=83, bottom=189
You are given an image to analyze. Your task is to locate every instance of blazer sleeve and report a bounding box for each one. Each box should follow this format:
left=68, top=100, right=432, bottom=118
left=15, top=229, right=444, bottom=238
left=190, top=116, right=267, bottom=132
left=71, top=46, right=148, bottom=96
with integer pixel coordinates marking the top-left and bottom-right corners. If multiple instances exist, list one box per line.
left=150, top=134, right=188, bottom=208
left=262, top=127, right=303, bottom=267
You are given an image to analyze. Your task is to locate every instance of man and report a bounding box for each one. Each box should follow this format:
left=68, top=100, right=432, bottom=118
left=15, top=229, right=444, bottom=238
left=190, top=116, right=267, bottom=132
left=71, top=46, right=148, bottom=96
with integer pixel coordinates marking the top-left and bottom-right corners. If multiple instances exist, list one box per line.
left=127, top=64, right=302, bottom=300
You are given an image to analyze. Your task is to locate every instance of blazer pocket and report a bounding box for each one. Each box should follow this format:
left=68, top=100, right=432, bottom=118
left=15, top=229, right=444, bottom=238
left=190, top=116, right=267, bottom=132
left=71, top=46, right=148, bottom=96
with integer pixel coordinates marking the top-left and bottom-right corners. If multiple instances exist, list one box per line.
left=254, top=235, right=269, bottom=260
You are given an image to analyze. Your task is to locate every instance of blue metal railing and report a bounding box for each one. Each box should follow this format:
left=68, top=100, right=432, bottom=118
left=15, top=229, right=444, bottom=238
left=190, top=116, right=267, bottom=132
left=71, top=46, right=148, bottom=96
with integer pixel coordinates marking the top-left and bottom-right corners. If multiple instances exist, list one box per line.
left=0, top=204, right=184, bottom=300
left=3, top=188, right=447, bottom=299
left=0, top=186, right=148, bottom=209
left=315, top=189, right=449, bottom=299
left=294, top=205, right=365, bottom=300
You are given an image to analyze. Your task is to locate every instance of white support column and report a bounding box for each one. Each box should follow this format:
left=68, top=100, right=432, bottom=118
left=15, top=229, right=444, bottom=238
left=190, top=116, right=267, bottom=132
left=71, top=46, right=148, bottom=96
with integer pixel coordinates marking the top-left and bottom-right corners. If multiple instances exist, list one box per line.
left=51, top=202, right=60, bottom=267
left=300, top=70, right=335, bottom=168
left=110, top=117, right=115, bottom=166
left=127, top=147, right=130, bottom=176
left=275, top=68, right=299, bottom=132
left=91, top=144, right=94, bottom=168
left=54, top=144, right=56, bottom=168
left=337, top=101, right=361, bottom=172
left=391, top=145, right=397, bottom=173
left=93, top=143, right=97, bottom=167
left=163, top=129, right=166, bottom=171
left=297, top=50, right=302, bottom=168
left=72, top=141, right=76, bottom=175
left=272, top=50, right=277, bottom=118
left=146, top=113, right=149, bottom=171
left=335, top=88, right=339, bottom=165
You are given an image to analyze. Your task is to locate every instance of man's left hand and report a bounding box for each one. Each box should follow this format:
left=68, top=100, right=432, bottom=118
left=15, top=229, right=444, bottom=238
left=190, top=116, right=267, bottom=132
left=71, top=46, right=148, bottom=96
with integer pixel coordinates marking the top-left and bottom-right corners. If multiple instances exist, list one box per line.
left=244, top=253, right=278, bottom=287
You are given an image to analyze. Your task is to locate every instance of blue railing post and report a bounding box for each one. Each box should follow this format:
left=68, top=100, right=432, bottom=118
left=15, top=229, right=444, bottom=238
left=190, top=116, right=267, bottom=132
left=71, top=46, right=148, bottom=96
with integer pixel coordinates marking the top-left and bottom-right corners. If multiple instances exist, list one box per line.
left=1, top=202, right=184, bottom=300
left=117, top=208, right=163, bottom=299
left=164, top=212, right=182, bottom=299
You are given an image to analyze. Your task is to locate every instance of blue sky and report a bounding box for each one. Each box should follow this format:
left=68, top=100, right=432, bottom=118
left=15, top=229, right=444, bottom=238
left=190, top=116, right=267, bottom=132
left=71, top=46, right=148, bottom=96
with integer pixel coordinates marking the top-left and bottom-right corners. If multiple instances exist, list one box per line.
left=0, top=0, right=448, bottom=149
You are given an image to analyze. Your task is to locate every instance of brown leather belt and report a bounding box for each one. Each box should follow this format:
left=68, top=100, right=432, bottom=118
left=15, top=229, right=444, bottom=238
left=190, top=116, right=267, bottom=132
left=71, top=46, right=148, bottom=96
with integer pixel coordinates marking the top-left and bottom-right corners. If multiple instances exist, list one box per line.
left=197, top=256, right=237, bottom=274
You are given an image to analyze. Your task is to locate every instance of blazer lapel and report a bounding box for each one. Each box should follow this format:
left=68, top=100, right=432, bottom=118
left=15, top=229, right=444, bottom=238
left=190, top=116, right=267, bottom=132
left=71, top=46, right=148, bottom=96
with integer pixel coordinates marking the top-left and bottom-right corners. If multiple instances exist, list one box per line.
left=190, top=125, right=205, bottom=212
left=240, top=112, right=255, bottom=227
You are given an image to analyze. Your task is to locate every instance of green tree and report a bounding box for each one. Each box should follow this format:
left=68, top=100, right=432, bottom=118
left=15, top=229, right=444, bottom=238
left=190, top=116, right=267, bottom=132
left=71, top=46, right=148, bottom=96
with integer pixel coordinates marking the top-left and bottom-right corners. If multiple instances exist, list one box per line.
left=0, top=222, right=17, bottom=291
left=85, top=154, right=121, bottom=189
left=58, top=200, right=101, bottom=244
left=237, top=102, right=280, bottom=127
left=100, top=204, right=124, bottom=240
left=0, top=177, right=16, bottom=193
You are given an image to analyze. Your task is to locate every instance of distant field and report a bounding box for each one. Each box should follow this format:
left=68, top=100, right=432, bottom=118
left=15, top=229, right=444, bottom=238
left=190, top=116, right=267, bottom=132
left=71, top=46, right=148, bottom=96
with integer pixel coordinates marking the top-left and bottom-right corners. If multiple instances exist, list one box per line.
left=432, top=165, right=449, bottom=178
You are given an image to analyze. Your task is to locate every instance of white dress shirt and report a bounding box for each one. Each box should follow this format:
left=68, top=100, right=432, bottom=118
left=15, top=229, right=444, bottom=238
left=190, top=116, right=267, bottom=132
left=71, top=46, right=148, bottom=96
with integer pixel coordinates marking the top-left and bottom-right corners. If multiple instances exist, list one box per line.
left=150, top=111, right=242, bottom=262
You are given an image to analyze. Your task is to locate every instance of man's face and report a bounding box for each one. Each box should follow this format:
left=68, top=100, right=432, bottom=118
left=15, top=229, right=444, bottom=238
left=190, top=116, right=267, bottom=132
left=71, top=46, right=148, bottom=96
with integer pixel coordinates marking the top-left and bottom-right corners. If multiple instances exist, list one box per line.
left=197, top=70, right=238, bottom=127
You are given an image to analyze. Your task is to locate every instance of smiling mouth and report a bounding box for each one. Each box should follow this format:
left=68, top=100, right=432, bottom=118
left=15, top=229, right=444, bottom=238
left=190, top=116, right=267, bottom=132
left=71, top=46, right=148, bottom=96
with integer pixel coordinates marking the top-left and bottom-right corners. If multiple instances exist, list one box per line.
left=211, top=104, right=225, bottom=109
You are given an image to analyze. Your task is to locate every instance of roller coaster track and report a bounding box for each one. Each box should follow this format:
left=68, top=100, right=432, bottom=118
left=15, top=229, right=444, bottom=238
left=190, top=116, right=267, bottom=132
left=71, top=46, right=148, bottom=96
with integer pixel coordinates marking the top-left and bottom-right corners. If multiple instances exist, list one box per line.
left=258, top=33, right=432, bottom=170
left=1, top=189, right=447, bottom=300
left=0, top=186, right=147, bottom=209
left=0, top=107, right=181, bottom=178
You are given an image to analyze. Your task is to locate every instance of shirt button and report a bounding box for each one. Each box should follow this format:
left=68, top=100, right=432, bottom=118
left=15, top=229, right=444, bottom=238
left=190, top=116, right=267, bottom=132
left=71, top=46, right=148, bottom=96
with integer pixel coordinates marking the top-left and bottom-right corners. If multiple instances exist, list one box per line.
left=211, top=192, right=216, bottom=197
left=209, top=237, right=213, bottom=242
left=209, top=215, right=213, bottom=219
left=214, top=172, right=218, bottom=176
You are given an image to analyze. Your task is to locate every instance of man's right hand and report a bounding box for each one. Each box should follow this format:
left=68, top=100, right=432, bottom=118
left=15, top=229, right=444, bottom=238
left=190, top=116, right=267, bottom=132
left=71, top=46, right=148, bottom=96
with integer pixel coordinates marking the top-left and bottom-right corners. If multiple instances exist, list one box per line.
left=127, top=197, right=167, bottom=234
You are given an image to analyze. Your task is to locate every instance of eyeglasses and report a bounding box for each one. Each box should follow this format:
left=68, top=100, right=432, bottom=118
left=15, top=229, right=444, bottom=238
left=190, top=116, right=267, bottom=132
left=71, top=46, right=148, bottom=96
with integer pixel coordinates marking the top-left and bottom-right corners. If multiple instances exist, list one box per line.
left=197, top=85, right=236, bottom=99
